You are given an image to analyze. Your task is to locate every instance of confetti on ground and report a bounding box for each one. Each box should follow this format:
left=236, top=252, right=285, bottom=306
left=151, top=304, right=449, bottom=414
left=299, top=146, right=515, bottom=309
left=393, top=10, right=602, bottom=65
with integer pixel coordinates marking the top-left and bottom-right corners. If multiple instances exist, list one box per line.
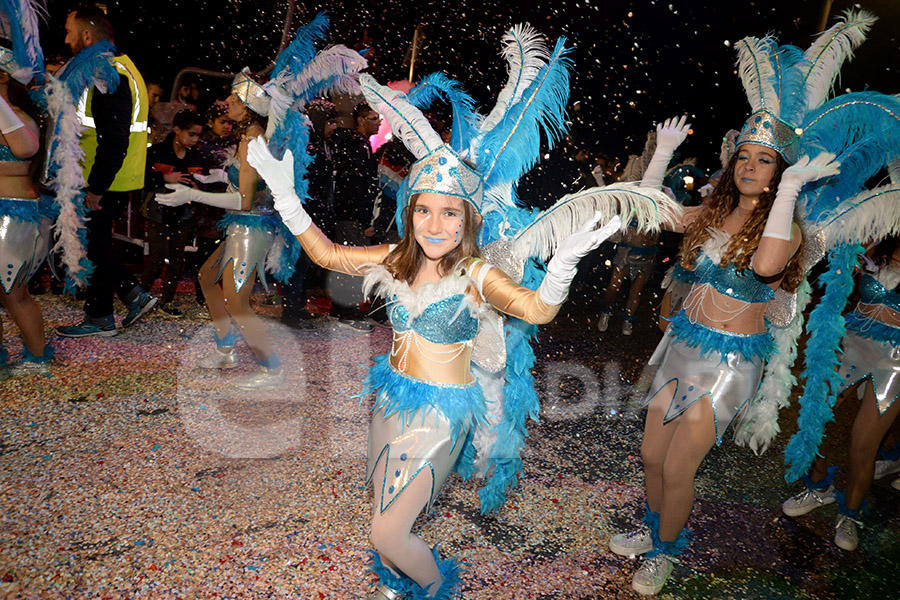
left=1, top=281, right=898, bottom=599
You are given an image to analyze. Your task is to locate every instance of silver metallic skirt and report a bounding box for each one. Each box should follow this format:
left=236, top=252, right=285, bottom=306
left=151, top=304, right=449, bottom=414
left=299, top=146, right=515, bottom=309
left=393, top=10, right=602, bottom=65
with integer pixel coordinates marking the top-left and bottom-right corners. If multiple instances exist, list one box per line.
left=213, top=219, right=275, bottom=293
left=644, top=334, right=765, bottom=444
left=0, top=203, right=51, bottom=294
left=367, top=406, right=466, bottom=515
left=837, top=331, right=900, bottom=415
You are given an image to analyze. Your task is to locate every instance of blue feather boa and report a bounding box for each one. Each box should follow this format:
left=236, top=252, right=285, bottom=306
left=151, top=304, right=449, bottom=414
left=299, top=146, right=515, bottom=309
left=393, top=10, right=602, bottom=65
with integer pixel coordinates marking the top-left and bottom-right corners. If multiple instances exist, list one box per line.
left=360, top=354, right=487, bottom=450
left=844, top=311, right=900, bottom=346
left=667, top=311, right=773, bottom=362
left=784, top=243, right=862, bottom=483
left=369, top=547, right=464, bottom=600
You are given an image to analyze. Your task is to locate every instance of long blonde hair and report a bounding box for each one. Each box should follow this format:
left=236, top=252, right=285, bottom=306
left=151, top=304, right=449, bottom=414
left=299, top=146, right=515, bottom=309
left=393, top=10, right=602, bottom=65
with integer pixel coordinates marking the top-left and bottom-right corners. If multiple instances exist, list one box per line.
left=679, top=150, right=805, bottom=293
left=382, top=194, right=483, bottom=283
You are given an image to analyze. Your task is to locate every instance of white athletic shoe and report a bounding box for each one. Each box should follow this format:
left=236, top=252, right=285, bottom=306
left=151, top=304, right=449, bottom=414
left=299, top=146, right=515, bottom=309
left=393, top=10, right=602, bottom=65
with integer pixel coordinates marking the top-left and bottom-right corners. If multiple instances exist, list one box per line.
left=197, top=347, right=238, bottom=369
left=781, top=485, right=835, bottom=517
left=232, top=366, right=284, bottom=390
left=891, top=477, right=900, bottom=491
left=631, top=554, right=676, bottom=596
left=834, top=514, right=860, bottom=551
left=873, top=457, right=900, bottom=480
left=609, top=528, right=653, bottom=557
left=597, top=312, right=610, bottom=332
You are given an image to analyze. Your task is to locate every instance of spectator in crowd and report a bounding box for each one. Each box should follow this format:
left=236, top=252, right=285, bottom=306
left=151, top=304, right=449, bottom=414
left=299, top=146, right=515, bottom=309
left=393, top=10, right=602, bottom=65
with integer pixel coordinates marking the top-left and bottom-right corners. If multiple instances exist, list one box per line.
left=140, top=110, right=205, bottom=317
left=328, top=101, right=380, bottom=331
left=56, top=4, right=154, bottom=338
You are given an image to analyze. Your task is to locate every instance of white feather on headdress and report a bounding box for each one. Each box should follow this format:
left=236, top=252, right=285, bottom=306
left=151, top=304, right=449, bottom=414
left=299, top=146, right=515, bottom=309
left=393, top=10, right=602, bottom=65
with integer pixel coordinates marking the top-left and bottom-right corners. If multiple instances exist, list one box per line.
left=511, top=183, right=681, bottom=262
left=720, top=129, right=739, bottom=169
left=478, top=23, right=550, bottom=136
left=817, top=183, right=900, bottom=251
left=735, top=36, right=781, bottom=114
left=800, top=8, right=876, bottom=115
left=359, top=73, right=443, bottom=160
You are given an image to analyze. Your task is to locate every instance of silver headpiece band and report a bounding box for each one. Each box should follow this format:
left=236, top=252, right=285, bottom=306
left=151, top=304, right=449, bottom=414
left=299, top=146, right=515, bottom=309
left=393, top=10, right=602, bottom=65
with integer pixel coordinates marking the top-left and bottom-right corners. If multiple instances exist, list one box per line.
left=231, top=68, right=270, bottom=117
left=735, top=109, right=800, bottom=164
left=405, top=144, right=485, bottom=212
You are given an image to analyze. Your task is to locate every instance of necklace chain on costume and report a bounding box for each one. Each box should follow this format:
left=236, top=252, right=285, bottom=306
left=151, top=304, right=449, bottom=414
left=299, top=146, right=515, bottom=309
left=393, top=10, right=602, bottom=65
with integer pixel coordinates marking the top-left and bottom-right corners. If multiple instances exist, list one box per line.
left=683, top=282, right=754, bottom=324
left=390, top=329, right=469, bottom=372
left=856, top=302, right=900, bottom=331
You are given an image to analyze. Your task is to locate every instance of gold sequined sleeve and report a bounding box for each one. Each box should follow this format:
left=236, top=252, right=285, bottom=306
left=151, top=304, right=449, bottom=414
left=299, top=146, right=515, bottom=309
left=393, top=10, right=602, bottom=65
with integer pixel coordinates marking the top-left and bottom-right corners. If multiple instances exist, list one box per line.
left=296, top=224, right=392, bottom=275
left=471, top=259, right=561, bottom=325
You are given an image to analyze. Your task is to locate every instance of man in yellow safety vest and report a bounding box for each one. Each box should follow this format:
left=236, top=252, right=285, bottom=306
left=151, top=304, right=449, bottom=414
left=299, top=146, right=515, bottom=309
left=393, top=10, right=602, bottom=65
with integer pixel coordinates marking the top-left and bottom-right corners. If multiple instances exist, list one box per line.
left=56, top=4, right=157, bottom=338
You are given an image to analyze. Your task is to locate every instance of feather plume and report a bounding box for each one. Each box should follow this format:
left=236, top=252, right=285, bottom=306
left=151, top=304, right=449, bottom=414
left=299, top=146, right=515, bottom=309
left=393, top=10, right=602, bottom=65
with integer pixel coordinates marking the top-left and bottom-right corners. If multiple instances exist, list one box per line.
left=476, top=38, right=573, bottom=187
left=271, top=12, right=328, bottom=80
left=816, top=184, right=900, bottom=250
left=511, top=183, right=681, bottom=262
left=407, top=71, right=480, bottom=154
left=282, top=45, right=366, bottom=108
left=734, top=278, right=810, bottom=454
left=479, top=23, right=550, bottom=136
left=720, top=129, right=739, bottom=169
left=735, top=36, right=781, bottom=113
left=800, top=9, right=875, bottom=114
left=359, top=73, right=442, bottom=160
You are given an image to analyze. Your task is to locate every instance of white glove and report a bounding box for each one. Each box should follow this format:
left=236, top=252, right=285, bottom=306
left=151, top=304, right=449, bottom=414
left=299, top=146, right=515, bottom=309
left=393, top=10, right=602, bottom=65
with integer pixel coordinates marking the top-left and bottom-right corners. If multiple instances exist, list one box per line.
left=641, top=116, right=690, bottom=190
left=192, top=169, right=229, bottom=184
left=246, top=137, right=311, bottom=235
left=0, top=94, right=24, bottom=134
left=763, top=152, right=840, bottom=241
left=538, top=213, right=622, bottom=305
left=698, top=183, right=715, bottom=199
left=156, top=184, right=242, bottom=210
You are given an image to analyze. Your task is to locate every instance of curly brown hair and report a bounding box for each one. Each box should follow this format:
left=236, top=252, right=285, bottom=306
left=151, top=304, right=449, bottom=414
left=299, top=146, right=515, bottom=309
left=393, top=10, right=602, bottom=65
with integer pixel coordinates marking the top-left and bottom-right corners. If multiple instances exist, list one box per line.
left=382, top=194, right=483, bottom=284
left=679, top=149, right=805, bottom=293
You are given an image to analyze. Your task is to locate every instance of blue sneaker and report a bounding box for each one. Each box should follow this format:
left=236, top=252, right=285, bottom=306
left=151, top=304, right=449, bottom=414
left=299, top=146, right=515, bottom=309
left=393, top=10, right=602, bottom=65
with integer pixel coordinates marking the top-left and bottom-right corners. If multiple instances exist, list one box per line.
left=123, top=293, right=158, bottom=328
left=56, top=321, right=118, bottom=338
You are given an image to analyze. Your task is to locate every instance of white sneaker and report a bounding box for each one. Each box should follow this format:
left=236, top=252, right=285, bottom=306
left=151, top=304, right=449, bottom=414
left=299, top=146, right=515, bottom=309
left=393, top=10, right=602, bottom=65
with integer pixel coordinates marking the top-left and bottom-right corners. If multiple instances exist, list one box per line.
left=197, top=347, right=238, bottom=369
left=631, top=554, right=676, bottom=596
left=891, top=477, right=900, bottom=491
left=597, top=312, right=610, bottom=332
left=781, top=485, right=835, bottom=517
left=367, top=584, right=405, bottom=600
left=874, top=457, right=900, bottom=480
left=8, top=360, right=51, bottom=376
left=233, top=366, right=284, bottom=390
left=622, top=320, right=634, bottom=336
left=609, top=528, right=653, bottom=557
left=834, top=514, right=860, bottom=551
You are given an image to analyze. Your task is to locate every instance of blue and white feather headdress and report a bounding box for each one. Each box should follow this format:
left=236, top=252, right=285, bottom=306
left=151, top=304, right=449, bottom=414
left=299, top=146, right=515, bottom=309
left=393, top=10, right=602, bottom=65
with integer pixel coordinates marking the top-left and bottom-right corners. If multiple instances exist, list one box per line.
left=0, top=0, right=46, bottom=85
left=728, top=11, right=900, bottom=468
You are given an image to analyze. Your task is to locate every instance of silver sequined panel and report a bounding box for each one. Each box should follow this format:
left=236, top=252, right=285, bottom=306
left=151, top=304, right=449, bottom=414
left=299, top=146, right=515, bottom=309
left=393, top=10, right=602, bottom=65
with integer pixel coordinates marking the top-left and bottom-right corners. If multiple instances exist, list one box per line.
left=837, top=332, right=900, bottom=415
left=0, top=215, right=51, bottom=294
left=214, top=222, right=275, bottom=293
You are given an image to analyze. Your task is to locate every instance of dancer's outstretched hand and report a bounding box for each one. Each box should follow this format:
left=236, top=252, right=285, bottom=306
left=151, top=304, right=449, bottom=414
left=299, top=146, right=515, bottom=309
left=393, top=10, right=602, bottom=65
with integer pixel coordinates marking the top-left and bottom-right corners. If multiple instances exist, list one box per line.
left=656, top=115, right=690, bottom=152
left=539, top=214, right=622, bottom=305
left=192, top=169, right=228, bottom=184
left=246, top=137, right=311, bottom=235
left=781, top=152, right=841, bottom=190
left=156, top=184, right=192, bottom=206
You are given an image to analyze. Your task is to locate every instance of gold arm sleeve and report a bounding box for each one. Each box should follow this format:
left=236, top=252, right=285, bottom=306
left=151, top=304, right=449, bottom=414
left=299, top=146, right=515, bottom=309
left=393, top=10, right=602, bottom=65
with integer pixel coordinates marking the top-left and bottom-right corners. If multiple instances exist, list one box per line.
left=296, top=223, right=392, bottom=276
left=473, top=260, right=561, bottom=325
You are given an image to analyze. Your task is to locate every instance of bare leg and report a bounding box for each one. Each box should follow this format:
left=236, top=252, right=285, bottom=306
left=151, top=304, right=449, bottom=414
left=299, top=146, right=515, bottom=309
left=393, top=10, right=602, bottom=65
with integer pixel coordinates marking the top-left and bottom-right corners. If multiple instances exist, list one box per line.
left=603, top=266, right=627, bottom=309
left=220, top=267, right=275, bottom=363
left=641, top=380, right=679, bottom=512
left=371, top=470, right=443, bottom=594
left=844, top=381, right=900, bottom=510
left=0, top=283, right=46, bottom=356
left=625, top=269, right=649, bottom=318
left=198, top=246, right=231, bottom=340
left=657, top=398, right=717, bottom=541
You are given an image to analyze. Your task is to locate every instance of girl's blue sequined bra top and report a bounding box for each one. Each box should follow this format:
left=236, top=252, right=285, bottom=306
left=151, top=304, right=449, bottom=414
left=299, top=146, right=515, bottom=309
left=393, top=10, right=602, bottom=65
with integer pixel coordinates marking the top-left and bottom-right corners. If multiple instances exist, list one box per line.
left=858, top=272, right=900, bottom=312
left=690, top=230, right=774, bottom=304
left=389, top=293, right=479, bottom=345
left=0, top=145, right=29, bottom=163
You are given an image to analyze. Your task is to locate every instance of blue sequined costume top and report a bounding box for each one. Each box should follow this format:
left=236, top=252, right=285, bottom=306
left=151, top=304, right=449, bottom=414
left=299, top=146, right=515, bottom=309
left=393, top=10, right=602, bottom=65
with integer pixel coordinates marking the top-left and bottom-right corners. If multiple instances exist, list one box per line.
left=389, top=293, right=480, bottom=345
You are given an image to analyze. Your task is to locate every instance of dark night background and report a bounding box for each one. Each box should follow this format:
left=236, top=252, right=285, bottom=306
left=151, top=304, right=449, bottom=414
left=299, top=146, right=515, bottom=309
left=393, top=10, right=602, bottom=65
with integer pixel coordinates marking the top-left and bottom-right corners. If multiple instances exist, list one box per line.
left=41, top=0, right=900, bottom=173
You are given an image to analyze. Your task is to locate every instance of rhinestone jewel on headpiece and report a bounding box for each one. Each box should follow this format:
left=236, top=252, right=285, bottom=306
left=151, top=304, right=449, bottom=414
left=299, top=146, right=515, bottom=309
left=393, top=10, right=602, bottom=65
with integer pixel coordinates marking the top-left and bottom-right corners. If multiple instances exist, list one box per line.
left=231, top=69, right=270, bottom=117
left=405, top=144, right=485, bottom=212
left=735, top=109, right=800, bottom=164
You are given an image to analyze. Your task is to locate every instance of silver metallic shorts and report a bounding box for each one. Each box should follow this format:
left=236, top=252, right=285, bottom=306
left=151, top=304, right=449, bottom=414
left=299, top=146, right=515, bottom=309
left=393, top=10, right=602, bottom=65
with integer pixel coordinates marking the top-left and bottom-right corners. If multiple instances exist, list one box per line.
left=837, top=331, right=900, bottom=415
left=213, top=221, right=275, bottom=293
left=367, top=407, right=466, bottom=514
left=0, top=205, right=51, bottom=294
left=644, top=334, right=764, bottom=444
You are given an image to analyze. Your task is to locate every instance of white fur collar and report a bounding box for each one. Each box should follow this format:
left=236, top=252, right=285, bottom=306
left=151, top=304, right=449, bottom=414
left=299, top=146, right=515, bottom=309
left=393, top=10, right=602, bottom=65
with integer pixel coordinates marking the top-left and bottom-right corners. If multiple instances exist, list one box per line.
left=698, top=227, right=732, bottom=264
left=362, top=263, right=479, bottom=321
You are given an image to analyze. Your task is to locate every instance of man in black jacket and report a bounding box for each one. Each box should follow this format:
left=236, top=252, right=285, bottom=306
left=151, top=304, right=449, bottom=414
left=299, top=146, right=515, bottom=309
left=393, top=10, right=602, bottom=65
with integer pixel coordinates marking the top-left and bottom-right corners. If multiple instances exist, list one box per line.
left=56, top=5, right=153, bottom=338
left=327, top=102, right=380, bottom=331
